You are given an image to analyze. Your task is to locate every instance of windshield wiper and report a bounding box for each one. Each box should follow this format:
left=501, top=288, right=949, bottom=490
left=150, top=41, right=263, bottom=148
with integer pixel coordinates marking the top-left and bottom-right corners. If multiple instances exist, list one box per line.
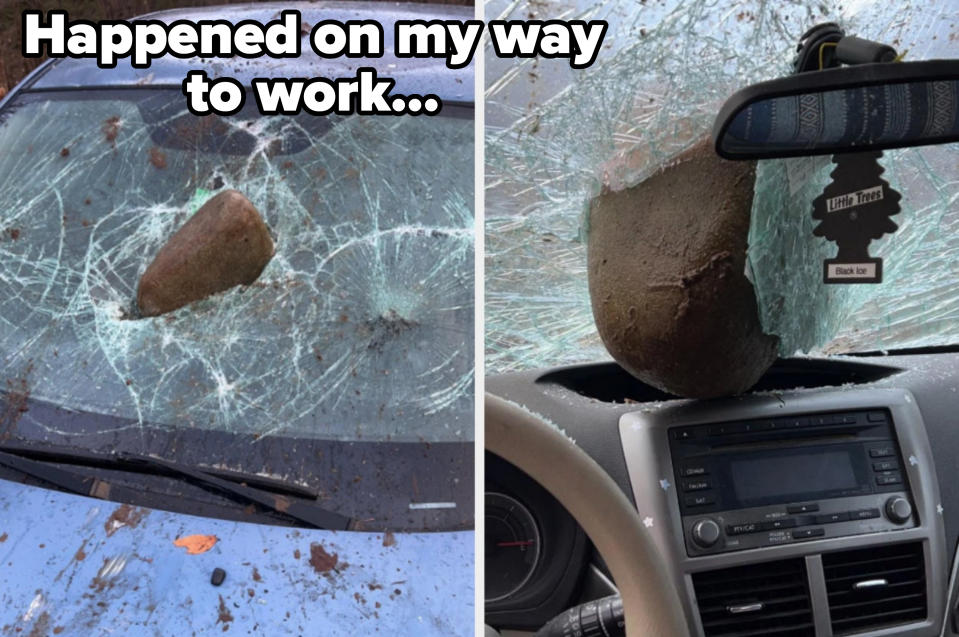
left=0, top=448, right=110, bottom=499
left=115, top=451, right=353, bottom=530
left=0, top=444, right=353, bottom=530
left=0, top=439, right=318, bottom=498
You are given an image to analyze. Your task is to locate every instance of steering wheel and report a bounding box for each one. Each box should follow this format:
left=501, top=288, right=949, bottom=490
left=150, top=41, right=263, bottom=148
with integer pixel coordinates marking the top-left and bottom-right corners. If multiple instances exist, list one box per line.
left=485, top=393, right=690, bottom=637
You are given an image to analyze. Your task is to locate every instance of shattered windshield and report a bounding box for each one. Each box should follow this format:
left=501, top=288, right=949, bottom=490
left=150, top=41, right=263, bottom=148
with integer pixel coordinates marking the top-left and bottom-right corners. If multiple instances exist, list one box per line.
left=485, top=0, right=959, bottom=373
left=0, top=90, right=473, bottom=443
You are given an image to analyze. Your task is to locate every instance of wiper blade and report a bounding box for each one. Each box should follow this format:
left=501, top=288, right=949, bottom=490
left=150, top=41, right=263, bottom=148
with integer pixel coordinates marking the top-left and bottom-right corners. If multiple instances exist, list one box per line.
left=0, top=443, right=353, bottom=531
left=0, top=440, right=317, bottom=499
left=116, top=451, right=354, bottom=531
left=0, top=448, right=112, bottom=499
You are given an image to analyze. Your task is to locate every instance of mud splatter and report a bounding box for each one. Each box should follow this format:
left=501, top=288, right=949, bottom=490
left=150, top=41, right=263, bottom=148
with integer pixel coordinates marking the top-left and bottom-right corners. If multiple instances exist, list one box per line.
left=90, top=559, right=115, bottom=593
left=216, top=595, right=234, bottom=628
left=103, top=504, right=148, bottom=536
left=251, top=566, right=262, bottom=582
left=0, top=532, right=7, bottom=542
left=148, top=147, right=167, bottom=169
left=382, top=531, right=396, bottom=547
left=74, top=539, right=88, bottom=561
left=26, top=611, right=50, bottom=637
left=309, top=543, right=338, bottom=573
left=293, top=549, right=301, bottom=560
left=2, top=372, right=30, bottom=433
left=102, top=116, right=121, bottom=146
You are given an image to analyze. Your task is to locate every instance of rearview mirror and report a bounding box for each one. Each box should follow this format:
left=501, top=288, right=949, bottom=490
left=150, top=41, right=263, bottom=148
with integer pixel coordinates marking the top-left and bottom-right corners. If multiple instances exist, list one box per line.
left=713, top=60, right=959, bottom=160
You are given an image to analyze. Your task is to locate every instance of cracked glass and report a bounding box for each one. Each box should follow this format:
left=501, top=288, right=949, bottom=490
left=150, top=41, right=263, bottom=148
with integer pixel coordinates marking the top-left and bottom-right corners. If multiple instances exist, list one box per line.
left=0, top=90, right=474, bottom=443
left=485, top=0, right=959, bottom=373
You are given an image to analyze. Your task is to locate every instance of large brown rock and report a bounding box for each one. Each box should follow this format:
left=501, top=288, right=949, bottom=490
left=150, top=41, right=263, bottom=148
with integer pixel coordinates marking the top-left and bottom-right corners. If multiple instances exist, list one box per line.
left=137, top=190, right=274, bottom=317
left=587, top=140, right=778, bottom=398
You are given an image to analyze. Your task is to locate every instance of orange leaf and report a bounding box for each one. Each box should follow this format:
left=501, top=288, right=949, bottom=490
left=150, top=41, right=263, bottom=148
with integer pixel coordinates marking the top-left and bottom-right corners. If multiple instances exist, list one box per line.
left=173, top=534, right=218, bottom=555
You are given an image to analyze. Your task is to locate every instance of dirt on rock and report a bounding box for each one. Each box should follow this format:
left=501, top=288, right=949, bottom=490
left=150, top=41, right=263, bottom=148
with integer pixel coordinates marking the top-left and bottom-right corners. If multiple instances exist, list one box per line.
left=587, top=138, right=779, bottom=398
left=136, top=190, right=274, bottom=318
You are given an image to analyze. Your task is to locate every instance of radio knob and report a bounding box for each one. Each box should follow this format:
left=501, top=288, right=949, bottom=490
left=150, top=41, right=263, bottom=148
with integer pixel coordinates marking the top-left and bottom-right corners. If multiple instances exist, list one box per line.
left=885, top=497, right=912, bottom=524
left=692, top=519, right=721, bottom=548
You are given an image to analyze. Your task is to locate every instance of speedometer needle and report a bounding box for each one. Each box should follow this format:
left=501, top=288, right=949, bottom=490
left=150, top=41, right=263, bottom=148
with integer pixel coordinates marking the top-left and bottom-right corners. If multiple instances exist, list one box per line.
left=496, top=540, right=535, bottom=547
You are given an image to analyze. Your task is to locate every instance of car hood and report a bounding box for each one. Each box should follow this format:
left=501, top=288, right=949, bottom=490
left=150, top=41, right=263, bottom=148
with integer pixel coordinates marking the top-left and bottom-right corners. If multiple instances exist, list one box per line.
left=0, top=480, right=472, bottom=635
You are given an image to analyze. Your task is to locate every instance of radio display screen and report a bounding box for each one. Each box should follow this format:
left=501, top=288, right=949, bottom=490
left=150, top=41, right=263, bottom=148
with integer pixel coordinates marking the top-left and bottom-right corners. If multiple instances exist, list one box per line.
left=730, top=449, right=860, bottom=504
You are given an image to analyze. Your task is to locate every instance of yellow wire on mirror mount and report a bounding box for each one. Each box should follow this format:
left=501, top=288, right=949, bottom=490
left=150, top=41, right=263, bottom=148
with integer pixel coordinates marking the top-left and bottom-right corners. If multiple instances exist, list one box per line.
left=796, top=23, right=900, bottom=74
left=818, top=41, right=838, bottom=70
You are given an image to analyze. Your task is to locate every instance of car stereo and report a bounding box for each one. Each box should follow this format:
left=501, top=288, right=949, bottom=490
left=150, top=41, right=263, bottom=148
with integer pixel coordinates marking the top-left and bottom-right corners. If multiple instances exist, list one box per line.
left=668, top=408, right=916, bottom=556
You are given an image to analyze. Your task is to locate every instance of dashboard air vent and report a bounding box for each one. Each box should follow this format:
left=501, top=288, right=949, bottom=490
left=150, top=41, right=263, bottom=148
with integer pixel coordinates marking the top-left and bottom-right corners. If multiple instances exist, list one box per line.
left=823, top=541, right=926, bottom=635
left=692, top=558, right=813, bottom=636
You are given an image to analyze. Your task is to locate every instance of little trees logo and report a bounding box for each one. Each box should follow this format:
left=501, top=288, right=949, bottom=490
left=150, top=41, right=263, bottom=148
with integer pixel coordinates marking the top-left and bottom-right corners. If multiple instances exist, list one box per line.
left=812, top=151, right=901, bottom=284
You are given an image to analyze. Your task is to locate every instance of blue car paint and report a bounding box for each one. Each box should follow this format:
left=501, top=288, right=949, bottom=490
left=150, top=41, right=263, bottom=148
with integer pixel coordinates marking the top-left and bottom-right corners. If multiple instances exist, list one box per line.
left=0, top=2, right=475, bottom=634
left=0, top=480, right=473, bottom=635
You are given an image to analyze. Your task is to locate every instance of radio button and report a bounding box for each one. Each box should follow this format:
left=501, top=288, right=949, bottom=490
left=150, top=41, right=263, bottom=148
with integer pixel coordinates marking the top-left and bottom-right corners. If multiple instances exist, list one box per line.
left=681, top=465, right=708, bottom=477
left=787, top=503, right=819, bottom=514
left=814, top=512, right=850, bottom=525
left=851, top=508, right=880, bottom=520
left=726, top=522, right=760, bottom=535
left=683, top=479, right=710, bottom=492
left=876, top=473, right=902, bottom=486
left=872, top=460, right=898, bottom=472
left=684, top=494, right=715, bottom=507
left=867, top=411, right=887, bottom=423
left=869, top=446, right=895, bottom=458
left=671, top=428, right=697, bottom=441
left=762, top=518, right=797, bottom=531
left=792, top=528, right=825, bottom=540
